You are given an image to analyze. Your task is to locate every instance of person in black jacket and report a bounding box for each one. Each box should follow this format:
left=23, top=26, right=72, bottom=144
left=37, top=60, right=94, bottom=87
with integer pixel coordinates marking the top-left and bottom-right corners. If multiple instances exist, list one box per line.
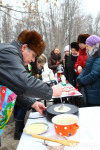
left=63, top=42, right=79, bottom=105
left=65, top=42, right=79, bottom=87
left=63, top=45, right=71, bottom=81
left=0, top=30, right=62, bottom=145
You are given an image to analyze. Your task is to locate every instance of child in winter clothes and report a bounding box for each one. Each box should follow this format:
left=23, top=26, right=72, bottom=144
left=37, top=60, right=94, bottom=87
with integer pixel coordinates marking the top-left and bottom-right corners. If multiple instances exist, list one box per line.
left=63, top=45, right=71, bottom=67
left=63, top=45, right=71, bottom=79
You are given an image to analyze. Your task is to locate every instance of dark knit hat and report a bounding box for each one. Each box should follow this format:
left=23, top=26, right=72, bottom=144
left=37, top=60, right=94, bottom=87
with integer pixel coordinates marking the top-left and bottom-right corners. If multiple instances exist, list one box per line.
left=18, top=30, right=46, bottom=56
left=77, top=34, right=90, bottom=44
left=71, top=42, right=79, bottom=51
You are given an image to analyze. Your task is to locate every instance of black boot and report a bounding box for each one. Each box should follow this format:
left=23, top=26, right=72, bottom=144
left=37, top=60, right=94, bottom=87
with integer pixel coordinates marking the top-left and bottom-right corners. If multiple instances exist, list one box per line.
left=14, top=120, right=24, bottom=140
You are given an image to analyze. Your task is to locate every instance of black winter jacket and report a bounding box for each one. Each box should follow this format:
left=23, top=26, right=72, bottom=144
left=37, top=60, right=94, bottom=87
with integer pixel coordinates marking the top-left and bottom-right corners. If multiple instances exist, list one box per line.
left=65, top=54, right=78, bottom=87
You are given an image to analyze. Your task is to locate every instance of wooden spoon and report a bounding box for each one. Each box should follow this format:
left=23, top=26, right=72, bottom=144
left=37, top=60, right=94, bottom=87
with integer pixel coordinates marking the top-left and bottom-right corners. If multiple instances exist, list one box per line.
left=32, top=134, right=79, bottom=147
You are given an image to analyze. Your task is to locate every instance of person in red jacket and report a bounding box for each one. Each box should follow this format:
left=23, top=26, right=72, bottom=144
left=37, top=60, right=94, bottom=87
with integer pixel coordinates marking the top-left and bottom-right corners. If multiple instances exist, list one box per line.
left=74, top=34, right=90, bottom=75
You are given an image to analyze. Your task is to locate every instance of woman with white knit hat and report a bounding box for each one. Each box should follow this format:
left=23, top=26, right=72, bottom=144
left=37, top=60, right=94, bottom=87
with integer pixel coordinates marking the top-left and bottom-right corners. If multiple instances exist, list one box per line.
left=63, top=45, right=71, bottom=67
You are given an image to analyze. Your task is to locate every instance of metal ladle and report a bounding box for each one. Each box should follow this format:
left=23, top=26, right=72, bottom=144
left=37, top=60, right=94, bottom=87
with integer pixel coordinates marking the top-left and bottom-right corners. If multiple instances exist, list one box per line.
left=58, top=97, right=65, bottom=110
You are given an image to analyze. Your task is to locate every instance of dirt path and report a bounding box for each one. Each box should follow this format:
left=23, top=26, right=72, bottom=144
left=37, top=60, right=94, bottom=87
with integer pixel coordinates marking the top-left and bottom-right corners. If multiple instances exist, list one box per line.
left=1, top=122, right=19, bottom=150
left=0, top=110, right=31, bottom=150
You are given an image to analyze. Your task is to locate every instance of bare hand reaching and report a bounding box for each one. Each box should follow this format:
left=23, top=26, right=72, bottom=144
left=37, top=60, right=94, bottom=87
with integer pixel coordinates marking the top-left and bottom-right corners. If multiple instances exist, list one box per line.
left=77, top=66, right=83, bottom=74
left=52, top=84, right=62, bottom=97
left=31, top=101, right=46, bottom=116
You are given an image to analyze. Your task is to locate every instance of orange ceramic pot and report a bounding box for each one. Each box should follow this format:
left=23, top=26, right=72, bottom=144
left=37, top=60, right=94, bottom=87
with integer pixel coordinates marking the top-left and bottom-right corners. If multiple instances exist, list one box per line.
left=52, top=114, right=79, bottom=136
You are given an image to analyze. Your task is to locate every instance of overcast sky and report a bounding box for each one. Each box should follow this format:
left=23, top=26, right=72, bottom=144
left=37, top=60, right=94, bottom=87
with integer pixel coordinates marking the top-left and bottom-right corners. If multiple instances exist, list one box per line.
left=2, top=0, right=100, bottom=16
left=81, top=0, right=100, bottom=16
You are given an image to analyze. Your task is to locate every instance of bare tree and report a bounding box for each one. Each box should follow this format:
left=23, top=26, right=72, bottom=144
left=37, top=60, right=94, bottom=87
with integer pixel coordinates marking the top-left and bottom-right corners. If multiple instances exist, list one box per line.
left=1, top=0, right=100, bottom=58
left=93, top=11, right=100, bottom=36
left=1, top=8, right=12, bottom=43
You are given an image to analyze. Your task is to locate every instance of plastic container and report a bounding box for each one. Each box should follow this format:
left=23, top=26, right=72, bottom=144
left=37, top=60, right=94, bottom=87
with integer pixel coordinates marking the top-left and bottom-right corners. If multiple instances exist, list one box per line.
left=49, top=71, right=55, bottom=81
left=61, top=75, right=66, bottom=86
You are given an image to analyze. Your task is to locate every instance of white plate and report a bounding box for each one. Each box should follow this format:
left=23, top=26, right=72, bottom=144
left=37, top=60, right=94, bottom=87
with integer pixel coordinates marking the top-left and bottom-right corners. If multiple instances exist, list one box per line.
left=24, top=122, right=49, bottom=135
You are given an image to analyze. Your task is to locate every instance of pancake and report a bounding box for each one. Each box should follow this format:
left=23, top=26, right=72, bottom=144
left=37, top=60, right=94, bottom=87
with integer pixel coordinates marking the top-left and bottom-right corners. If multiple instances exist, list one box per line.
left=54, top=105, right=71, bottom=113
left=24, top=123, right=48, bottom=135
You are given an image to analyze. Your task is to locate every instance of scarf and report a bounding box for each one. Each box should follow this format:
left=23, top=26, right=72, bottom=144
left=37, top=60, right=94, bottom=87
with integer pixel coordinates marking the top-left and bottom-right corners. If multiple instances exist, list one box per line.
left=87, top=43, right=100, bottom=58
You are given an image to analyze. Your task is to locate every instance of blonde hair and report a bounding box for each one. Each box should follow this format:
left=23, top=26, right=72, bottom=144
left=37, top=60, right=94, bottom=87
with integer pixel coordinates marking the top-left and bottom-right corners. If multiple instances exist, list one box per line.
left=37, top=54, right=47, bottom=64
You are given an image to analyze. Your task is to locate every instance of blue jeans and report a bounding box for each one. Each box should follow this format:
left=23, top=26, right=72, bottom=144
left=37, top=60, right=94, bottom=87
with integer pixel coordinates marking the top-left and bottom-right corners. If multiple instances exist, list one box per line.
left=15, top=105, right=26, bottom=121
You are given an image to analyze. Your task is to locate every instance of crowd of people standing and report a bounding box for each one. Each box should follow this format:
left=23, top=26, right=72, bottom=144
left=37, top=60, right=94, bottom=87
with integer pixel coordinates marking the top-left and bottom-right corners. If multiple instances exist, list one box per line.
left=48, top=34, right=100, bottom=108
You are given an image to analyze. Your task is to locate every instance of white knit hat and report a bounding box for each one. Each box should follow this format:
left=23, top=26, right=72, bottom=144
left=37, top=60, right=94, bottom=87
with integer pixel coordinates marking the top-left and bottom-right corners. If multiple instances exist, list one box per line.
left=64, top=45, right=70, bottom=52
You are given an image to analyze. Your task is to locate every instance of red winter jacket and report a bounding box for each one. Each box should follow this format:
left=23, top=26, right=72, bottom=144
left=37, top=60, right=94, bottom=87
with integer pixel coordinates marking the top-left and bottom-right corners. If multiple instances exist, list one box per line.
left=74, top=48, right=88, bottom=75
